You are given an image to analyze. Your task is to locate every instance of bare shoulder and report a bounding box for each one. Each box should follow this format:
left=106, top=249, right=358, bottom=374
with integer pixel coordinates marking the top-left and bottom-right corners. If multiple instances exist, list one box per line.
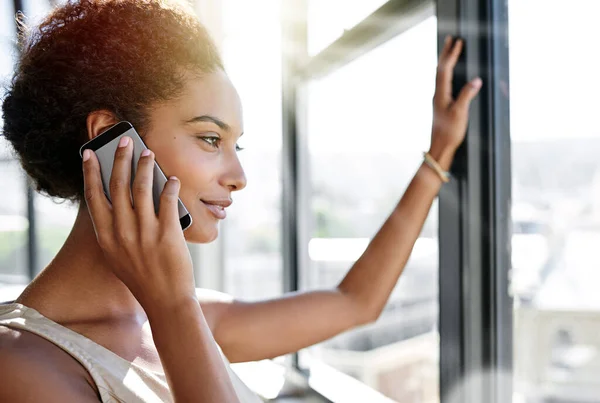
left=0, top=325, right=101, bottom=402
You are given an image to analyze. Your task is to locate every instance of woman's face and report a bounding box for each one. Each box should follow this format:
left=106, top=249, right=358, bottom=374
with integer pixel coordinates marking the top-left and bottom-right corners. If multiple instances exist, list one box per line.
left=142, top=70, right=246, bottom=243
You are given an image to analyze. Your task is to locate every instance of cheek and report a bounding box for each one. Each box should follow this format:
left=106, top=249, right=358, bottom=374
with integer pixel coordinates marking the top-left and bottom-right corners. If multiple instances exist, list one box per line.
left=150, top=139, right=205, bottom=181
left=172, top=151, right=218, bottom=198
left=144, top=135, right=217, bottom=200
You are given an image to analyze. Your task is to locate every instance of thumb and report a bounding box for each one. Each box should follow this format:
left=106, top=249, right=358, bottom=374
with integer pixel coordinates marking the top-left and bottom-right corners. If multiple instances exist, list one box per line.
left=455, top=77, right=482, bottom=111
left=158, top=176, right=182, bottom=230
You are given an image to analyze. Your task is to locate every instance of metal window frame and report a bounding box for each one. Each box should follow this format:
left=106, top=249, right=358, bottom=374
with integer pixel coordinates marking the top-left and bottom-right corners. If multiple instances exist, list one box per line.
left=281, top=0, right=307, bottom=372
left=437, top=0, right=512, bottom=402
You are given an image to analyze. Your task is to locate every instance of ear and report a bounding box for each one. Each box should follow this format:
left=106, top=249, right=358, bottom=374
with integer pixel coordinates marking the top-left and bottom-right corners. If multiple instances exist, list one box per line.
left=86, top=110, right=120, bottom=141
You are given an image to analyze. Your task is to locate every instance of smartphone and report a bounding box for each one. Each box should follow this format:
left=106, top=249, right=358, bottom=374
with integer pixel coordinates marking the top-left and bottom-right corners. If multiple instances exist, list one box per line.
left=79, top=121, right=193, bottom=231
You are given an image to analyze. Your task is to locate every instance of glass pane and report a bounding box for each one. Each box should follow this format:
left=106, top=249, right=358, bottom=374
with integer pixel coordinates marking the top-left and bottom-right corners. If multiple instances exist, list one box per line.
left=0, top=2, right=28, bottom=299
left=26, top=0, right=78, bottom=279
left=221, top=0, right=283, bottom=301
left=0, top=2, right=14, bottom=39
left=302, top=16, right=438, bottom=402
left=0, top=1, right=15, bottom=103
left=510, top=1, right=600, bottom=401
left=35, top=196, right=77, bottom=274
left=0, top=157, right=28, bottom=287
left=308, top=0, right=389, bottom=55
left=22, top=0, right=53, bottom=25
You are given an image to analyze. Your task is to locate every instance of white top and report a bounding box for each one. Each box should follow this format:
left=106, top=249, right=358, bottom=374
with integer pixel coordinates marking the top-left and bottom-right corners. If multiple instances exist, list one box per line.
left=0, top=302, right=263, bottom=403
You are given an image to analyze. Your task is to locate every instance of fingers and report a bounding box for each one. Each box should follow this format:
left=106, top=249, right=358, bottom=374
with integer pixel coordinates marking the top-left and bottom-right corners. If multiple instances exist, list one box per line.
left=435, top=36, right=451, bottom=98
left=435, top=36, right=464, bottom=108
left=132, top=149, right=158, bottom=229
left=109, top=136, right=136, bottom=225
left=455, top=77, right=482, bottom=110
left=82, top=149, right=112, bottom=236
left=437, top=35, right=454, bottom=69
left=446, top=38, right=464, bottom=71
left=158, top=177, right=182, bottom=231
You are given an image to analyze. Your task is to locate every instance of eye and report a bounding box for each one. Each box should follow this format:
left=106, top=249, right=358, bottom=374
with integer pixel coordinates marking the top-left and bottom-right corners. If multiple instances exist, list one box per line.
left=199, top=136, right=221, bottom=148
left=235, top=135, right=246, bottom=152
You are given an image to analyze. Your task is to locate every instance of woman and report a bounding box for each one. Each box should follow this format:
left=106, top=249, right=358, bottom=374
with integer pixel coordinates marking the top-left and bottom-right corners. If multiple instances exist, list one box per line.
left=0, top=0, right=481, bottom=402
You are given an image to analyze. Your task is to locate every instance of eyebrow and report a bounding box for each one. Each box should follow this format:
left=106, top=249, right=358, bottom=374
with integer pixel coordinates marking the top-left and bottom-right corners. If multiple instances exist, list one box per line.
left=184, top=115, right=231, bottom=132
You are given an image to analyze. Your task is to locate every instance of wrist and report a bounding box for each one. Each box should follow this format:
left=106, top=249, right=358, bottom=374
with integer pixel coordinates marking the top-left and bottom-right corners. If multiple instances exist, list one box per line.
left=427, top=144, right=456, bottom=171
left=144, top=295, right=200, bottom=322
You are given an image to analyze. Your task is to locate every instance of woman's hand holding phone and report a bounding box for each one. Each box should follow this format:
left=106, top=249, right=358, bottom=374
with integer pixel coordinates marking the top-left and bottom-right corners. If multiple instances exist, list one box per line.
left=82, top=135, right=241, bottom=402
left=82, top=136, right=195, bottom=311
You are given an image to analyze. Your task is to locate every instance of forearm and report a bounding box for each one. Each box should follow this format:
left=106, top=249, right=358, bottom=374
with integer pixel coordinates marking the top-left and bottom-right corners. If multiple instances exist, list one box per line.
left=147, top=298, right=240, bottom=403
left=338, top=146, right=455, bottom=321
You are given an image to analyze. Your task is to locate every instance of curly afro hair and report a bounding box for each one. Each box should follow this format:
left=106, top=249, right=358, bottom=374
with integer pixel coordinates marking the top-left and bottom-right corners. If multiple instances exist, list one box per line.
left=1, top=0, right=223, bottom=202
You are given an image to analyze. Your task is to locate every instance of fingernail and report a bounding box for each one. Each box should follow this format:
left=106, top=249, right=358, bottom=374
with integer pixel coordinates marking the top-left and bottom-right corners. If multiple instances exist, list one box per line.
left=472, top=77, right=482, bottom=88
left=83, top=149, right=91, bottom=162
left=166, top=176, right=180, bottom=194
left=119, top=136, right=130, bottom=148
left=445, top=35, right=451, bottom=43
left=141, top=149, right=151, bottom=157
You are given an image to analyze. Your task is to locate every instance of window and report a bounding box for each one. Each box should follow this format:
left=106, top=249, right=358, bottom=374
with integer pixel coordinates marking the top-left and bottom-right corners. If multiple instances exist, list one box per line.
left=22, top=0, right=55, bottom=24
left=219, top=0, right=283, bottom=301
left=25, top=0, right=77, bottom=276
left=0, top=3, right=14, bottom=72
left=0, top=156, right=28, bottom=288
left=0, top=2, right=28, bottom=294
left=510, top=0, right=600, bottom=401
left=22, top=0, right=79, bottom=276
left=34, top=196, right=77, bottom=274
left=307, top=0, right=390, bottom=55
left=0, top=0, right=77, bottom=297
left=300, top=17, right=439, bottom=402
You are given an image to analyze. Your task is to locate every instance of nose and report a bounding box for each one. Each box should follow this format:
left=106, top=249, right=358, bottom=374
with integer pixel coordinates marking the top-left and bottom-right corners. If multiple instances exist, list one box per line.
left=221, top=154, right=247, bottom=192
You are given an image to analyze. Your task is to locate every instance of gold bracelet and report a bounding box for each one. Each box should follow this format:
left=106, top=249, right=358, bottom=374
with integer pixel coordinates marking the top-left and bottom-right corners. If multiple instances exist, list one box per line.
left=423, top=152, right=450, bottom=183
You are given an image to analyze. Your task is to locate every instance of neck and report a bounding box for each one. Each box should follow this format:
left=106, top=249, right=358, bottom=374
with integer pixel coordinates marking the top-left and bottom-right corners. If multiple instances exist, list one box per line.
left=17, top=203, right=147, bottom=325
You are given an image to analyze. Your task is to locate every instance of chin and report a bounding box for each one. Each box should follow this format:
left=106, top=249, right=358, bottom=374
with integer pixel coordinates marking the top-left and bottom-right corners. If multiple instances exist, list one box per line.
left=183, top=219, right=220, bottom=244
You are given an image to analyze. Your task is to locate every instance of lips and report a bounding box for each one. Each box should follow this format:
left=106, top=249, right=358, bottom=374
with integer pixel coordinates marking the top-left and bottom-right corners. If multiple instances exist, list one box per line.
left=201, top=198, right=232, bottom=220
